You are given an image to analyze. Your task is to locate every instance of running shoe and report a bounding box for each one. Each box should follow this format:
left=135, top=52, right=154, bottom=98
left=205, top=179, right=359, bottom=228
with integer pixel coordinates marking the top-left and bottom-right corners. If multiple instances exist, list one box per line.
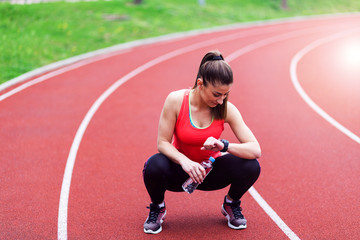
left=144, top=203, right=166, bottom=234
left=221, top=196, right=247, bottom=229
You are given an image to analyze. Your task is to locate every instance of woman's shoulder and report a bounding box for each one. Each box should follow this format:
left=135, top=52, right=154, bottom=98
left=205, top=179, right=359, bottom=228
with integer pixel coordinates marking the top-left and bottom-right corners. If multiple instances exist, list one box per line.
left=226, top=101, right=236, bottom=109
left=225, top=101, right=242, bottom=122
left=162, top=89, right=188, bottom=114
left=166, top=89, right=188, bottom=103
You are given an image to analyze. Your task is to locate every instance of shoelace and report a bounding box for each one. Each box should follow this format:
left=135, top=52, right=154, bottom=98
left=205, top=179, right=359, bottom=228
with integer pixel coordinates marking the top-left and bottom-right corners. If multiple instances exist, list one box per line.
left=230, top=200, right=244, bottom=219
left=146, top=205, right=161, bottom=223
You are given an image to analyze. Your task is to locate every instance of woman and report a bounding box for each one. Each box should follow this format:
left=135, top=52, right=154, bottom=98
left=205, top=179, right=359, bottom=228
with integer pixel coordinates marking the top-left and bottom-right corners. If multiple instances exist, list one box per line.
left=143, top=50, right=261, bottom=234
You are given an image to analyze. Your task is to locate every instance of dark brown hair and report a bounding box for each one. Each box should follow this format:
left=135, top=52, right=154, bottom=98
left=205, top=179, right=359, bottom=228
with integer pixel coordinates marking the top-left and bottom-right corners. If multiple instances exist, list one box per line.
left=193, top=50, right=233, bottom=119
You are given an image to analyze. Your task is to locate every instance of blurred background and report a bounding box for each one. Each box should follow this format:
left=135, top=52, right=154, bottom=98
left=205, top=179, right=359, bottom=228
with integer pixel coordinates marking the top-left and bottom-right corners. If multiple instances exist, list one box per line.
left=1, top=0, right=360, bottom=84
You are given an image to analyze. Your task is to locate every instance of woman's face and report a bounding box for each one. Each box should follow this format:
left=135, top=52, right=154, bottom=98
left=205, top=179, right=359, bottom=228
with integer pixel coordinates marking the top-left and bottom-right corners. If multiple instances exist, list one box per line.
left=200, top=81, right=232, bottom=108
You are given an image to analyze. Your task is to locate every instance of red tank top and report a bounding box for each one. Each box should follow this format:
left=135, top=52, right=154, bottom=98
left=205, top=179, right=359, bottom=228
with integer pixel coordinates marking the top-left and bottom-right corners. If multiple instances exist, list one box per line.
left=172, top=89, right=224, bottom=163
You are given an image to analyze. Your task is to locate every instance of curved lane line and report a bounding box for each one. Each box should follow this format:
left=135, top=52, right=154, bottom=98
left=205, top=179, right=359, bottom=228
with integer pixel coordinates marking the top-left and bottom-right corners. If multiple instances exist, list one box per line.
left=0, top=50, right=130, bottom=102
left=57, top=27, right=324, bottom=240
left=226, top=28, right=321, bottom=61
left=248, top=187, right=301, bottom=240
left=290, top=28, right=360, bottom=144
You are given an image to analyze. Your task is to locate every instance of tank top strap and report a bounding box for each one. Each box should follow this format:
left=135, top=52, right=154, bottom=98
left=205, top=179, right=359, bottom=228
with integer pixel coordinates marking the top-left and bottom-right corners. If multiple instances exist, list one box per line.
left=177, top=89, right=191, bottom=122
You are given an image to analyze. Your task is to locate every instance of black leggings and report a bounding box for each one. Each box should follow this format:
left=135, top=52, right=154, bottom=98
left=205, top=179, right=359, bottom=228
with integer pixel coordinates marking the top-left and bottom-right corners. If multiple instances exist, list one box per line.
left=143, top=153, right=261, bottom=204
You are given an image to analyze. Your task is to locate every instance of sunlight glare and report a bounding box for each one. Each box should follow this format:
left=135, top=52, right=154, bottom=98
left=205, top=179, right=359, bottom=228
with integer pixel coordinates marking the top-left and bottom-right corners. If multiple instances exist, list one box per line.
left=342, top=39, right=360, bottom=68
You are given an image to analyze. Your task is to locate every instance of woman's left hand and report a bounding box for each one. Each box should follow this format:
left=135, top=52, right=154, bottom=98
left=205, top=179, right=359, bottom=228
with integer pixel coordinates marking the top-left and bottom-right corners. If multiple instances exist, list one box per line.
left=201, top=137, right=224, bottom=152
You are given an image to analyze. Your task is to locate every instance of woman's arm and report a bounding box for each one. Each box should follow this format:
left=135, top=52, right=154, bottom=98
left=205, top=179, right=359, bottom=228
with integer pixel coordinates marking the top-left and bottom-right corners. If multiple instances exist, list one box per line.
left=157, top=90, right=207, bottom=183
left=157, top=91, right=186, bottom=163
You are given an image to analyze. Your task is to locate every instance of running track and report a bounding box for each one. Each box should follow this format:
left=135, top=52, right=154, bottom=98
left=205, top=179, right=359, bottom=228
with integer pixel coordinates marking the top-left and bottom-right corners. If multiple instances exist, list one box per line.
left=1, top=14, right=359, bottom=240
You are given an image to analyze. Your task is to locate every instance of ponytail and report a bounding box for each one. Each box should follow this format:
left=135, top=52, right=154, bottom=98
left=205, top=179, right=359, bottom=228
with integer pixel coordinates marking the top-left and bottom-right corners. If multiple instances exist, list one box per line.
left=193, top=50, right=233, bottom=120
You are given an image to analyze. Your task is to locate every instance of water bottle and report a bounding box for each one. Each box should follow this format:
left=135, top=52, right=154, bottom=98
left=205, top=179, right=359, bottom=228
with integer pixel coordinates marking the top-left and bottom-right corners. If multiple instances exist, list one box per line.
left=182, top=157, right=215, bottom=194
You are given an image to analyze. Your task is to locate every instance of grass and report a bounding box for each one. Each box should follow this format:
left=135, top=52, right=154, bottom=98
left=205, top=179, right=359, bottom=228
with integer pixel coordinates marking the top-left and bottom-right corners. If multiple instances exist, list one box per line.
left=1, top=0, right=360, bottom=84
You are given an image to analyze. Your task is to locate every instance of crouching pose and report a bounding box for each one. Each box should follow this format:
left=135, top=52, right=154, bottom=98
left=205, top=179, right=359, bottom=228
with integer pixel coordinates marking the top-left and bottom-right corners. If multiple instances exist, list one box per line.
left=142, top=50, right=261, bottom=234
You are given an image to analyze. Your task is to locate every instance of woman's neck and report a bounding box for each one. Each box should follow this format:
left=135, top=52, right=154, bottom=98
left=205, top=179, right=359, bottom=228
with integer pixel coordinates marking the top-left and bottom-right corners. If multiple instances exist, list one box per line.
left=190, top=88, right=208, bottom=110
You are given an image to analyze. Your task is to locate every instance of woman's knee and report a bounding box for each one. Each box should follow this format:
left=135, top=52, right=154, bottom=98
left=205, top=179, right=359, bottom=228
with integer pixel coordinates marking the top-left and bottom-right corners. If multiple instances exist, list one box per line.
left=238, top=158, right=260, bottom=177
left=225, top=156, right=261, bottom=180
left=143, top=153, right=169, bottom=177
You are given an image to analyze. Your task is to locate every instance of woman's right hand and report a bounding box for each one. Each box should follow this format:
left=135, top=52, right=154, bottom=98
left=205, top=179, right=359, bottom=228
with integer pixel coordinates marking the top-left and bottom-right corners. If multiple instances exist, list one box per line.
left=180, top=158, right=206, bottom=184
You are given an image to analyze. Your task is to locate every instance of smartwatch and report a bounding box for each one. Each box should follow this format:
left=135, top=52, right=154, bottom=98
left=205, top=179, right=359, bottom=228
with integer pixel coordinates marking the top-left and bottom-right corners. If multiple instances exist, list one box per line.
left=220, top=139, right=229, bottom=152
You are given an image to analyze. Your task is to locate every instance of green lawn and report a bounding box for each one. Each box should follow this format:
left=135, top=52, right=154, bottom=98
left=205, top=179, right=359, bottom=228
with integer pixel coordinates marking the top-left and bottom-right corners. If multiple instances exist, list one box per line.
left=1, top=0, right=360, bottom=83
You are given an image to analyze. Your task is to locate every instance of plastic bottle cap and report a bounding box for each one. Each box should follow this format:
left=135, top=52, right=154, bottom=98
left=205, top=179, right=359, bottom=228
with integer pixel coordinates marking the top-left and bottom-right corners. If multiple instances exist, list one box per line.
left=209, top=157, right=215, bottom=163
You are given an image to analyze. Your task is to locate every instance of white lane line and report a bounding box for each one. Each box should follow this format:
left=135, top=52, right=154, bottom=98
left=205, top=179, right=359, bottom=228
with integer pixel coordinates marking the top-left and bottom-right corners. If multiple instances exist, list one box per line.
left=0, top=50, right=129, bottom=102
left=249, top=187, right=301, bottom=240
left=57, top=27, right=325, bottom=240
left=226, top=28, right=321, bottom=62
left=290, top=28, right=360, bottom=144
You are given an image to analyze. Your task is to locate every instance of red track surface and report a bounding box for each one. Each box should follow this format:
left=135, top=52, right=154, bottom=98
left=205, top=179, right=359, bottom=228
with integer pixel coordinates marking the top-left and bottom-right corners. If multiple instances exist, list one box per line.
left=1, top=14, right=360, bottom=240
